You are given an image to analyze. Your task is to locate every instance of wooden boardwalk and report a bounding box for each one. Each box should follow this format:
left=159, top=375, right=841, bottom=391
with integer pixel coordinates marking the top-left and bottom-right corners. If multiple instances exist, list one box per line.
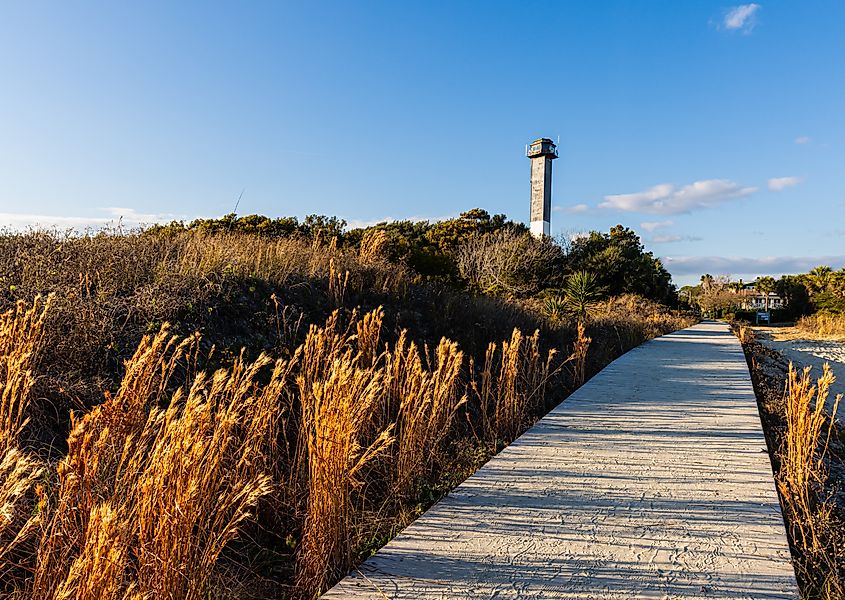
left=324, top=321, right=798, bottom=599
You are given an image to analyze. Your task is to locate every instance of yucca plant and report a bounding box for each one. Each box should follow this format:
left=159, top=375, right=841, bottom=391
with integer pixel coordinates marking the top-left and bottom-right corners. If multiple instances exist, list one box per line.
left=562, top=270, right=605, bottom=321
left=542, top=294, right=567, bottom=324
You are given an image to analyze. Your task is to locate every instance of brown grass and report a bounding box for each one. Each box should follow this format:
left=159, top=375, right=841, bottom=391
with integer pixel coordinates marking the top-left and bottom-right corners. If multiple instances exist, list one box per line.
left=295, top=310, right=393, bottom=595
left=0, top=230, right=695, bottom=598
left=796, top=313, right=845, bottom=339
left=0, top=295, right=52, bottom=450
left=0, top=297, right=559, bottom=598
left=776, top=363, right=844, bottom=595
left=0, top=296, right=51, bottom=585
left=471, top=328, right=558, bottom=445
left=734, top=321, right=755, bottom=344
left=31, top=327, right=281, bottom=599
left=391, top=336, right=464, bottom=500
left=567, top=321, right=592, bottom=388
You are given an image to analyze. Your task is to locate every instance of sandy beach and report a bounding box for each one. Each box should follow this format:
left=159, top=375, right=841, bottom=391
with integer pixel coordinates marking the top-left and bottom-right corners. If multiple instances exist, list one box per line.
left=753, top=325, right=845, bottom=417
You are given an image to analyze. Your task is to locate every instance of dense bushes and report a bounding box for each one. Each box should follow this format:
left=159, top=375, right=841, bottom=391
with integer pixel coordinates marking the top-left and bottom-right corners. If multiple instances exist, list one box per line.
left=564, top=225, right=675, bottom=305
left=456, top=228, right=565, bottom=296
left=148, top=210, right=678, bottom=305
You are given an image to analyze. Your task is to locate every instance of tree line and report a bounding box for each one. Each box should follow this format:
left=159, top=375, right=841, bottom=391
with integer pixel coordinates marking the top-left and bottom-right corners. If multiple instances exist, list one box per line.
left=680, top=266, right=845, bottom=318
left=149, top=209, right=677, bottom=307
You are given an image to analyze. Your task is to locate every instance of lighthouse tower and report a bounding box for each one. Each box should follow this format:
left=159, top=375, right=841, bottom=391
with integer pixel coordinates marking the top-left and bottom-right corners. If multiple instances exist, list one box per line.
left=526, top=138, right=558, bottom=238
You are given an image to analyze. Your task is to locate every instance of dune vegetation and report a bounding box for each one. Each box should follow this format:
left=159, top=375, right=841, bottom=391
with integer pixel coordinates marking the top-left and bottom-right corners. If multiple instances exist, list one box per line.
left=0, top=213, right=693, bottom=598
left=736, top=324, right=845, bottom=598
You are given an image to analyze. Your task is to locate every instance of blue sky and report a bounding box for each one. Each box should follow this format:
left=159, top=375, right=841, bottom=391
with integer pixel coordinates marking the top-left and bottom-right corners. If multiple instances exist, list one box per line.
left=1, top=1, right=843, bottom=286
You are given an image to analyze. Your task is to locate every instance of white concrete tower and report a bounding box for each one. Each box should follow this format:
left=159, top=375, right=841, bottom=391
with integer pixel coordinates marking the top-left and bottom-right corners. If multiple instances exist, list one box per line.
left=526, top=137, right=558, bottom=238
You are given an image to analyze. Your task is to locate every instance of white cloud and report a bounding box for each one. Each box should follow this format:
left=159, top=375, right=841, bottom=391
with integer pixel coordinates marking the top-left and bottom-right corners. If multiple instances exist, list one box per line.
left=652, top=235, right=682, bottom=244
left=651, top=234, right=703, bottom=244
left=768, top=176, right=802, bottom=191
left=599, top=179, right=757, bottom=215
left=723, top=4, right=761, bottom=32
left=554, top=203, right=589, bottom=214
left=0, top=207, right=183, bottom=230
left=640, top=220, right=673, bottom=232
left=344, top=213, right=459, bottom=229
left=663, top=255, right=845, bottom=277
left=795, top=136, right=811, bottom=145
left=345, top=217, right=395, bottom=229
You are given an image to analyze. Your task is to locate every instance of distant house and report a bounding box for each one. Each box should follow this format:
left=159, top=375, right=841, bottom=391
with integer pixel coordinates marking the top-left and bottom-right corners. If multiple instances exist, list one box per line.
left=739, top=281, right=784, bottom=311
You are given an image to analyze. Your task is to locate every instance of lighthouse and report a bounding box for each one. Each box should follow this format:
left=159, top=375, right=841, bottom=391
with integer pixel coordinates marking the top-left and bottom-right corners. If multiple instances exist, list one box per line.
left=526, top=138, right=558, bottom=238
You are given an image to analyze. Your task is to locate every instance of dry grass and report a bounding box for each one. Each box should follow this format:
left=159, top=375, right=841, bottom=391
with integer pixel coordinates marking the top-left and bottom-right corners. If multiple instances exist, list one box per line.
left=0, top=297, right=560, bottom=598
left=567, top=321, right=592, bottom=388
left=738, top=333, right=845, bottom=598
left=0, top=295, right=52, bottom=450
left=0, top=296, right=51, bottom=585
left=796, top=313, right=845, bottom=339
left=358, top=230, right=390, bottom=264
left=0, top=231, right=695, bottom=598
left=0, top=229, right=407, bottom=431
left=294, top=309, right=392, bottom=595
left=471, top=329, right=557, bottom=445
left=294, top=308, right=472, bottom=595
left=391, top=336, right=465, bottom=500
left=31, top=326, right=282, bottom=600
left=777, top=363, right=844, bottom=596
left=734, top=321, right=755, bottom=344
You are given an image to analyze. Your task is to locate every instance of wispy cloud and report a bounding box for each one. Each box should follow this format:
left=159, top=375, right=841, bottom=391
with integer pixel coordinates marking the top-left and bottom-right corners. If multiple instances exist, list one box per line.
left=795, top=136, right=811, bottom=145
left=663, top=254, right=845, bottom=277
left=651, top=234, right=703, bottom=244
left=0, top=207, right=184, bottom=230
left=640, top=220, right=673, bottom=232
left=554, top=203, right=589, bottom=214
left=599, top=179, right=757, bottom=215
left=723, top=4, right=761, bottom=33
left=345, top=217, right=395, bottom=229
left=344, top=213, right=457, bottom=229
left=768, top=176, right=803, bottom=191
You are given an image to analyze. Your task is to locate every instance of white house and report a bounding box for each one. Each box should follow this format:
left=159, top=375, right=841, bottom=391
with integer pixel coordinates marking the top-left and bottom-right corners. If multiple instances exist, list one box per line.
left=739, top=281, right=784, bottom=311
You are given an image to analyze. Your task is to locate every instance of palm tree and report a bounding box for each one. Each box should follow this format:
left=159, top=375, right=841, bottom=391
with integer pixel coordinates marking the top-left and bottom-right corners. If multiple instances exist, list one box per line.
left=833, top=269, right=845, bottom=298
left=808, top=265, right=834, bottom=294
left=755, top=276, right=776, bottom=311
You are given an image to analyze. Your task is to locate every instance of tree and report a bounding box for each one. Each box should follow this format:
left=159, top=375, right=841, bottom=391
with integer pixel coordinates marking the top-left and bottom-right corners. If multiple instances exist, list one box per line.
left=833, top=269, right=845, bottom=298
left=776, top=275, right=810, bottom=317
left=807, top=265, right=834, bottom=294
left=426, top=209, right=514, bottom=254
left=678, top=285, right=700, bottom=309
left=301, top=215, right=346, bottom=241
left=565, top=225, right=675, bottom=304
left=728, top=280, right=744, bottom=294
left=755, top=276, right=776, bottom=311
left=694, top=275, right=741, bottom=317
